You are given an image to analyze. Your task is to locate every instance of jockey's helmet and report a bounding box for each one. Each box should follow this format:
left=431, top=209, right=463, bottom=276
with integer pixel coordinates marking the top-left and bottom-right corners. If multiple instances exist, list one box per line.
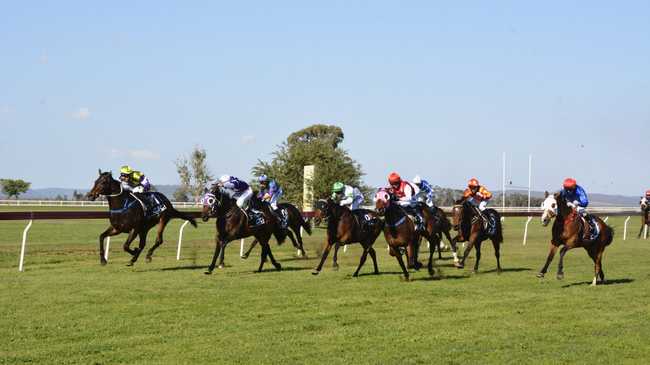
left=332, top=182, right=345, bottom=193
left=258, top=175, right=268, bottom=183
left=120, top=165, right=133, bottom=176
left=468, top=178, right=480, bottom=188
left=388, top=172, right=401, bottom=186
left=218, top=175, right=230, bottom=184
left=563, top=178, right=577, bottom=190
left=412, top=175, right=422, bottom=185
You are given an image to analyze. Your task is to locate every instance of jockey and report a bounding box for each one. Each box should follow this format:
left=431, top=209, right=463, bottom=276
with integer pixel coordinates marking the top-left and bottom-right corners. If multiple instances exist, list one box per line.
left=258, top=175, right=287, bottom=228
left=560, top=178, right=589, bottom=216
left=463, top=178, right=492, bottom=212
left=412, top=175, right=436, bottom=209
left=388, top=172, right=424, bottom=231
left=331, top=182, right=364, bottom=210
left=257, top=175, right=283, bottom=210
left=215, top=174, right=253, bottom=211
left=119, top=165, right=151, bottom=193
left=642, top=189, right=650, bottom=208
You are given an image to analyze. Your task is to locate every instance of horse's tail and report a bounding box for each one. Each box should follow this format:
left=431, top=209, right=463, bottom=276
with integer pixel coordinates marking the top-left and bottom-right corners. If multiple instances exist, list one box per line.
left=171, top=208, right=198, bottom=228
left=602, top=222, right=614, bottom=247
left=492, top=212, right=504, bottom=244
left=283, top=203, right=312, bottom=235
left=300, top=214, right=312, bottom=236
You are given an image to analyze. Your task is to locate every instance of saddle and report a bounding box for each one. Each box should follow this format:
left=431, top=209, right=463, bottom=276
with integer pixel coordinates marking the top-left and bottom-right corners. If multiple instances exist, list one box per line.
left=470, top=208, right=497, bottom=236
left=578, top=215, right=600, bottom=242
left=403, top=205, right=426, bottom=233
left=245, top=208, right=266, bottom=228
left=132, top=192, right=167, bottom=217
left=351, top=209, right=379, bottom=233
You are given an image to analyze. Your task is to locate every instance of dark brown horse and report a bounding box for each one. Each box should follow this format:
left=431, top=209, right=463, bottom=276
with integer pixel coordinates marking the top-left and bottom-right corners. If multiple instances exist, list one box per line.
left=241, top=202, right=312, bottom=259
left=638, top=197, right=649, bottom=239
left=374, top=189, right=440, bottom=279
left=311, top=198, right=383, bottom=277
left=451, top=199, right=503, bottom=273
left=87, top=170, right=197, bottom=265
left=201, top=187, right=281, bottom=274
left=537, top=192, right=614, bottom=285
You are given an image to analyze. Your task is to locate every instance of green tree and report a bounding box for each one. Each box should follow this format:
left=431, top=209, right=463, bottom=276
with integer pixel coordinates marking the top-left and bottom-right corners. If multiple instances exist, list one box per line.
left=1, top=179, right=31, bottom=199
left=252, top=124, right=368, bottom=207
left=175, top=146, right=212, bottom=202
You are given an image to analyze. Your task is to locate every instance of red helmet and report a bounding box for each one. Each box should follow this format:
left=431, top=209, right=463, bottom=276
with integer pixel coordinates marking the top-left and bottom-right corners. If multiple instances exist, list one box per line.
left=388, top=172, right=402, bottom=185
left=468, top=178, right=479, bottom=188
left=645, top=189, right=650, bottom=196
left=563, top=178, right=577, bottom=189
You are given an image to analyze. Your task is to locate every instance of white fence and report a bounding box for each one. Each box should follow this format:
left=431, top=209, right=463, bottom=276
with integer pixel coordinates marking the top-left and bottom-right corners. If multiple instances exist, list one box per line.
left=0, top=199, right=201, bottom=208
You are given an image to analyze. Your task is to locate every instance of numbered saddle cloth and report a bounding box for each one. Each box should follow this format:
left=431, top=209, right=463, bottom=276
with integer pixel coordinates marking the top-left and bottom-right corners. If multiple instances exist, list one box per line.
left=580, top=215, right=601, bottom=242
left=351, top=209, right=379, bottom=230
left=246, top=208, right=266, bottom=228
left=134, top=192, right=167, bottom=218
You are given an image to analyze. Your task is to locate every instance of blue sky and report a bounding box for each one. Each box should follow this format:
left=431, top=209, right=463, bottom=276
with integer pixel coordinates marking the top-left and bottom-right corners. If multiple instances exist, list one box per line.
left=1, top=1, right=648, bottom=195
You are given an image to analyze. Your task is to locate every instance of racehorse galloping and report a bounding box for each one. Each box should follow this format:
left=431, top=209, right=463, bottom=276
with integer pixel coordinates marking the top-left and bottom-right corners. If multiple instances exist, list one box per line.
left=375, top=189, right=440, bottom=279
left=537, top=192, right=614, bottom=285
left=201, top=187, right=281, bottom=274
left=87, top=170, right=197, bottom=265
left=312, top=199, right=383, bottom=277
left=451, top=199, right=503, bottom=273
left=638, top=196, right=649, bottom=239
left=241, top=202, right=312, bottom=259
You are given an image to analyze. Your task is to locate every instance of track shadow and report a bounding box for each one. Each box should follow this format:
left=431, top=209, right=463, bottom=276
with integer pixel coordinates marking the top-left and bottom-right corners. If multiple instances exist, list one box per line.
left=276, top=256, right=313, bottom=262
left=482, top=267, right=532, bottom=274
left=356, top=271, right=406, bottom=277
left=411, top=274, right=469, bottom=282
left=561, top=278, right=634, bottom=288
left=275, top=266, right=312, bottom=272
left=160, top=265, right=206, bottom=271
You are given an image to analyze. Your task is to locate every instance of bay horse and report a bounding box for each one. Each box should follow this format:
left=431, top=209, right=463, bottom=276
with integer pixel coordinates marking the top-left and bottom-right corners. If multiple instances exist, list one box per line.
left=241, top=202, right=312, bottom=259
left=451, top=199, right=503, bottom=273
left=201, top=187, right=281, bottom=274
left=638, top=197, right=649, bottom=239
left=311, top=198, right=383, bottom=277
left=374, top=188, right=441, bottom=279
left=537, top=192, right=614, bottom=285
left=412, top=194, right=457, bottom=263
left=87, top=170, right=197, bottom=265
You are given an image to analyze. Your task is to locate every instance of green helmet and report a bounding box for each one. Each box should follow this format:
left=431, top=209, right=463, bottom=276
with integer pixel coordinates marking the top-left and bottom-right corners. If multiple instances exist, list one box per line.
left=332, top=182, right=345, bottom=193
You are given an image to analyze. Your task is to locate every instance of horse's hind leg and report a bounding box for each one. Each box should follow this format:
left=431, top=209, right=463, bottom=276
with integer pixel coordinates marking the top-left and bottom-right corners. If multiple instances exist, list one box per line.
left=492, top=238, right=502, bottom=274
left=472, top=241, right=482, bottom=274
left=449, top=234, right=460, bottom=264
left=332, top=243, right=341, bottom=270
left=353, top=244, right=370, bottom=277
left=428, top=236, right=440, bottom=277
left=241, top=239, right=258, bottom=259
left=312, top=241, right=334, bottom=275
left=393, top=247, right=410, bottom=281
left=368, top=247, right=379, bottom=274
left=146, top=217, right=170, bottom=262
left=292, top=228, right=308, bottom=258
left=456, top=239, right=474, bottom=269
left=128, top=230, right=148, bottom=266
left=592, top=247, right=606, bottom=285
left=258, top=240, right=281, bottom=272
left=99, top=226, right=120, bottom=265
left=537, top=242, right=558, bottom=278
left=205, top=239, right=225, bottom=275
left=122, top=229, right=139, bottom=256
left=556, top=245, right=571, bottom=280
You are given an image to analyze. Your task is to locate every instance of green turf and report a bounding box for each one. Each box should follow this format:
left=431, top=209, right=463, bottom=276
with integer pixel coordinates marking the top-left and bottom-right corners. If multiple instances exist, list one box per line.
left=1, top=210, right=649, bottom=364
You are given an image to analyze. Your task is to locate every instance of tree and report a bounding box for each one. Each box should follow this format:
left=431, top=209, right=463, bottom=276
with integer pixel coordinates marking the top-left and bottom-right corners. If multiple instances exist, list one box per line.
left=252, top=124, right=368, bottom=207
left=1, top=179, right=31, bottom=199
left=72, top=190, right=86, bottom=201
left=175, top=146, right=212, bottom=202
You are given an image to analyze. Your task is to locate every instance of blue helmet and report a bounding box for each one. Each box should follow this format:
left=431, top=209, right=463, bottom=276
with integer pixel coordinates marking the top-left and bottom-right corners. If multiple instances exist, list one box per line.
left=258, top=175, right=268, bottom=183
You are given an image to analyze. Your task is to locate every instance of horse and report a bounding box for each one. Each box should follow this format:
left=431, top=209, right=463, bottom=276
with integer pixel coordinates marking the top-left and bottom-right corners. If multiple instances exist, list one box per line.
left=375, top=189, right=442, bottom=279
left=537, top=191, right=614, bottom=285
left=412, top=194, right=458, bottom=263
left=87, top=170, right=197, bottom=265
left=638, top=197, right=649, bottom=239
left=450, top=199, right=503, bottom=274
left=241, top=202, right=312, bottom=259
left=201, top=187, right=282, bottom=274
left=311, top=198, right=383, bottom=277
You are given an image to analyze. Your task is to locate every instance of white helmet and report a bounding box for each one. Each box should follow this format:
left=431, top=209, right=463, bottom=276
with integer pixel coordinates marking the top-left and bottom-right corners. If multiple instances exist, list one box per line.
left=412, top=175, right=422, bottom=185
left=218, top=175, right=230, bottom=184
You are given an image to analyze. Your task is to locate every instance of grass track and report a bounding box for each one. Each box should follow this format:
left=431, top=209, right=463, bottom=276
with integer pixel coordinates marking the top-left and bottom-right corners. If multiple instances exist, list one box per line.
left=1, top=209, right=650, bottom=364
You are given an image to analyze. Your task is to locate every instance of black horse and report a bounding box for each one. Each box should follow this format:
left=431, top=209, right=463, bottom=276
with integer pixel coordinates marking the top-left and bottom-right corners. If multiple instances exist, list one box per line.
left=241, top=202, right=312, bottom=259
left=451, top=199, right=503, bottom=273
left=87, top=170, right=197, bottom=265
left=201, top=187, right=281, bottom=274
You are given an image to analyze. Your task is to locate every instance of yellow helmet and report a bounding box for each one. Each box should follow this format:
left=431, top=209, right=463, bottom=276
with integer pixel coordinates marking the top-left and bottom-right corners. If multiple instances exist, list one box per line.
left=132, top=171, right=143, bottom=180
left=120, top=165, right=133, bottom=175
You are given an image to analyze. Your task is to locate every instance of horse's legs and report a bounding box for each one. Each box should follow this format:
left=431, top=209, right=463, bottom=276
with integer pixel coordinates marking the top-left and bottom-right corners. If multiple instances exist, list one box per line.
left=556, top=245, right=572, bottom=280
left=241, top=239, right=258, bottom=259
left=428, top=235, right=440, bottom=277
left=492, top=238, right=502, bottom=274
left=537, top=242, right=559, bottom=278
left=638, top=220, right=645, bottom=238
left=332, top=243, right=341, bottom=270
left=205, top=239, right=225, bottom=274
left=593, top=247, right=606, bottom=285
left=99, top=226, right=120, bottom=265
left=128, top=230, right=148, bottom=265
left=262, top=239, right=282, bottom=271
left=457, top=238, right=475, bottom=269
left=122, top=229, right=139, bottom=256
left=393, top=246, right=410, bottom=281
left=353, top=244, right=370, bottom=277
left=257, top=242, right=269, bottom=272
left=406, top=237, right=422, bottom=270
left=146, top=216, right=170, bottom=262
left=292, top=227, right=308, bottom=258
left=368, top=247, right=379, bottom=274
left=312, top=241, right=334, bottom=275
left=217, top=240, right=228, bottom=268
left=472, top=241, right=482, bottom=273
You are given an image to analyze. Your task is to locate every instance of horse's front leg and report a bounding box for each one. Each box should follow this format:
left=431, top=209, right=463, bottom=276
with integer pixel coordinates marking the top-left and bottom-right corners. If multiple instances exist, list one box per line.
left=312, top=240, right=335, bottom=275
left=128, top=229, right=148, bottom=266
left=332, top=243, right=341, bottom=270
left=456, top=238, right=474, bottom=269
left=556, top=245, right=571, bottom=280
left=205, top=239, right=226, bottom=275
left=99, top=226, right=119, bottom=265
left=241, top=239, right=258, bottom=259
left=537, top=242, right=559, bottom=278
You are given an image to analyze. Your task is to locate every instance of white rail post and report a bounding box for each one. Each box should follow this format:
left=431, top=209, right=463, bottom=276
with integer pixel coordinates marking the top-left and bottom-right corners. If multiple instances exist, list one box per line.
left=645, top=224, right=648, bottom=240
left=104, top=237, right=111, bottom=261
left=176, top=220, right=190, bottom=260
left=623, top=216, right=630, bottom=241
left=298, top=226, right=303, bottom=256
left=603, top=216, right=609, bottom=222
left=344, top=243, right=348, bottom=253
left=240, top=239, right=245, bottom=257
left=522, top=216, right=533, bottom=245
left=18, top=220, right=33, bottom=272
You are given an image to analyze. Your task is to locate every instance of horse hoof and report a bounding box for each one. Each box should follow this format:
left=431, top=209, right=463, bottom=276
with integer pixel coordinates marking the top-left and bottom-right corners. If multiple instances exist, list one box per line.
left=497, top=269, right=502, bottom=275
left=204, top=270, right=213, bottom=275
left=471, top=270, right=478, bottom=275
left=536, top=273, right=545, bottom=279
left=332, top=265, right=339, bottom=271
left=352, top=272, right=359, bottom=278
left=274, top=264, right=282, bottom=271
left=100, top=259, right=107, bottom=266
left=311, top=270, right=320, bottom=276
left=400, top=276, right=411, bottom=282
left=556, top=274, right=564, bottom=280
left=218, top=264, right=225, bottom=269
left=145, top=256, right=152, bottom=263
left=454, top=263, right=464, bottom=269
left=241, top=255, right=249, bottom=260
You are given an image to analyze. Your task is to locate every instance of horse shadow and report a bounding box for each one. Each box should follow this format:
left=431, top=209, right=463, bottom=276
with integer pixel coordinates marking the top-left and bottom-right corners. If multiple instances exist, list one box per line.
left=160, top=265, right=211, bottom=271
left=561, top=278, right=634, bottom=288
left=483, top=267, right=531, bottom=274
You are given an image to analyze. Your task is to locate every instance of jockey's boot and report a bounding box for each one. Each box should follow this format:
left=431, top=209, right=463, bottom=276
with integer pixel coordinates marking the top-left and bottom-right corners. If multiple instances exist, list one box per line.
left=472, top=206, right=488, bottom=229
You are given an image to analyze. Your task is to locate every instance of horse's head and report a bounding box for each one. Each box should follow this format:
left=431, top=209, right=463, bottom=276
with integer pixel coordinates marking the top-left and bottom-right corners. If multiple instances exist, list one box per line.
left=641, top=197, right=649, bottom=211
left=540, top=191, right=559, bottom=226
left=374, top=188, right=391, bottom=216
left=313, top=199, right=329, bottom=226
left=87, top=169, right=116, bottom=201
left=450, top=198, right=468, bottom=231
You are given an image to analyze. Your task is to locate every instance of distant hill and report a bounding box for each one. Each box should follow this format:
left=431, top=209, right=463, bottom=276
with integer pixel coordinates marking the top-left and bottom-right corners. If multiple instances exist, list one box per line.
left=1, top=186, right=643, bottom=206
